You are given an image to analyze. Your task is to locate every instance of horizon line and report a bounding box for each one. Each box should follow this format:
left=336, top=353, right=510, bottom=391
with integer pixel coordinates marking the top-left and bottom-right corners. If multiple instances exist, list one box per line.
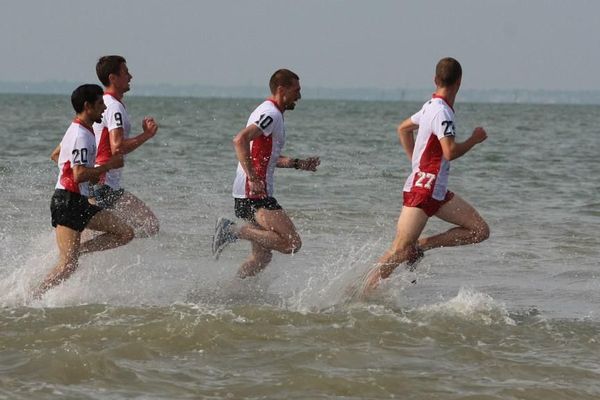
left=1, top=81, right=599, bottom=105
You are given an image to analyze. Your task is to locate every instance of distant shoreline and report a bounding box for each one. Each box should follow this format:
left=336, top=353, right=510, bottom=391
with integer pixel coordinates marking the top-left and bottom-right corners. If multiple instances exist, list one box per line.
left=1, top=81, right=599, bottom=105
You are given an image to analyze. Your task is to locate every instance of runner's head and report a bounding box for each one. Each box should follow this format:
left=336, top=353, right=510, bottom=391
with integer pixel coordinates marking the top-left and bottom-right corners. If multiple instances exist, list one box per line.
left=435, top=57, right=462, bottom=88
left=71, top=84, right=104, bottom=113
left=71, top=84, right=105, bottom=123
left=96, top=55, right=131, bottom=93
left=269, top=69, right=301, bottom=110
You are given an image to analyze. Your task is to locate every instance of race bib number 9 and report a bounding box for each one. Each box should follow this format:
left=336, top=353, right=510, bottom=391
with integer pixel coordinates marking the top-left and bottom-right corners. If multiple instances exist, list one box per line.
left=114, top=112, right=123, bottom=127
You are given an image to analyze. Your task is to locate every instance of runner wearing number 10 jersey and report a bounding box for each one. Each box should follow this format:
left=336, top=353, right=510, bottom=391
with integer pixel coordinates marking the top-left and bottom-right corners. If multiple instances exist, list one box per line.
left=212, top=69, right=320, bottom=279
left=361, top=57, right=490, bottom=295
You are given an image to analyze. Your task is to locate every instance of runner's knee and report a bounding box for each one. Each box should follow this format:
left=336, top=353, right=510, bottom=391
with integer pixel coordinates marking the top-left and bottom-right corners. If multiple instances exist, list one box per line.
left=281, top=235, right=302, bottom=254
left=472, top=220, right=490, bottom=243
left=121, top=225, right=135, bottom=244
left=138, top=217, right=159, bottom=237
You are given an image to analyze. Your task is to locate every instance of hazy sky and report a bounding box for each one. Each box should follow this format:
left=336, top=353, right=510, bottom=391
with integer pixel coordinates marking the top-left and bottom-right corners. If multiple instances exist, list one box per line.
left=1, top=0, right=598, bottom=91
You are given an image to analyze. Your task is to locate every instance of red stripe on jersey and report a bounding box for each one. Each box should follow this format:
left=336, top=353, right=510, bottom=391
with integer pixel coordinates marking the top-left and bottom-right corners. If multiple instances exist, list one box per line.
left=95, top=126, right=111, bottom=184
left=267, top=98, right=284, bottom=113
left=59, top=160, right=79, bottom=194
left=412, top=133, right=443, bottom=193
left=104, top=91, right=124, bottom=104
left=73, top=118, right=94, bottom=135
left=432, top=94, right=454, bottom=112
left=245, top=134, right=272, bottom=199
left=96, top=126, right=112, bottom=165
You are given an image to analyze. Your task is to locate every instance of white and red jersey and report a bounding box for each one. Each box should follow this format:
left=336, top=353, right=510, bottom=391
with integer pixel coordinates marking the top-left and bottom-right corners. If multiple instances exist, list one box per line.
left=232, top=100, right=285, bottom=199
left=403, top=94, right=456, bottom=200
left=55, top=119, right=97, bottom=197
left=93, top=92, right=131, bottom=189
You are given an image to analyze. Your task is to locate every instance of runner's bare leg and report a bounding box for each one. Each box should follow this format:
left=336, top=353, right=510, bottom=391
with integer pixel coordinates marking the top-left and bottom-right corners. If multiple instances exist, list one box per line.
left=114, top=191, right=159, bottom=237
left=34, top=226, right=81, bottom=298
left=362, top=207, right=428, bottom=294
left=235, top=208, right=301, bottom=278
left=79, top=210, right=134, bottom=254
left=418, top=194, right=489, bottom=250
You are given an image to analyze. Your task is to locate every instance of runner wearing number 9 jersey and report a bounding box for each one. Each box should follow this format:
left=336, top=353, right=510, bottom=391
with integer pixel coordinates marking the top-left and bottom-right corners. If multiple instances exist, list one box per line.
left=91, top=55, right=160, bottom=238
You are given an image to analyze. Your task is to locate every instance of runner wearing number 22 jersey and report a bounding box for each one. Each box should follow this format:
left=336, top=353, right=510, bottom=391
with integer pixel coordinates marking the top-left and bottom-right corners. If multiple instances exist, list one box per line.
left=362, top=57, right=490, bottom=295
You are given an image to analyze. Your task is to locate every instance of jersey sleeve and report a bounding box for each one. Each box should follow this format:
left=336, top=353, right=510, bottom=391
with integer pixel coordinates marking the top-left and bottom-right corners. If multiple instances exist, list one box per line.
left=431, top=108, right=456, bottom=140
left=410, top=108, right=422, bottom=125
left=104, top=102, right=127, bottom=132
left=253, top=109, right=279, bottom=136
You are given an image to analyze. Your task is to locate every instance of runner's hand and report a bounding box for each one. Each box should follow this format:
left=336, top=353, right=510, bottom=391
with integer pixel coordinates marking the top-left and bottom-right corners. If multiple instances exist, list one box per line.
left=471, top=127, right=487, bottom=143
left=107, top=153, right=124, bottom=170
left=300, top=156, right=320, bottom=172
left=248, top=178, right=266, bottom=198
left=142, top=117, right=158, bottom=138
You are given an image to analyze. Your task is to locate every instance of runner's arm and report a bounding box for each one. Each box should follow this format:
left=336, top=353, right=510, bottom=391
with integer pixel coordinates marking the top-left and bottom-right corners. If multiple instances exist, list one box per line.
left=233, top=124, right=267, bottom=197
left=233, top=124, right=264, bottom=181
left=397, top=117, right=419, bottom=160
left=439, top=127, right=487, bottom=161
left=276, top=156, right=320, bottom=171
left=72, top=154, right=124, bottom=183
left=109, top=117, right=158, bottom=155
left=50, top=144, right=61, bottom=163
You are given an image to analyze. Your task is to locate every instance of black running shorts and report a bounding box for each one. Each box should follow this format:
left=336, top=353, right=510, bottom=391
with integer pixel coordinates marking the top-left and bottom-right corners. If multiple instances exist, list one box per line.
left=234, top=197, right=282, bottom=222
left=50, top=189, right=103, bottom=232
left=91, top=184, right=125, bottom=209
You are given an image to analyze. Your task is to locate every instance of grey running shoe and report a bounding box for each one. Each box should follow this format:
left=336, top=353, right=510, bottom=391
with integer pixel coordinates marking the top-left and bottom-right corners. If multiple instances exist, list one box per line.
left=212, top=217, right=238, bottom=259
left=406, top=246, right=424, bottom=272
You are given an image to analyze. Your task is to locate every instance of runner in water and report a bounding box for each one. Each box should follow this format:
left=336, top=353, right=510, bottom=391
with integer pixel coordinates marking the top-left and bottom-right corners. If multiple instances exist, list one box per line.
left=92, top=55, right=160, bottom=237
left=362, top=57, right=490, bottom=295
left=212, top=69, right=320, bottom=278
left=36, top=84, right=133, bottom=298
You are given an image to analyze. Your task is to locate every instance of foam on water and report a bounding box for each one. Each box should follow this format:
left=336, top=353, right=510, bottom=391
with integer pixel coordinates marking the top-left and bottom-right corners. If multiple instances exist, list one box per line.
left=417, top=287, right=516, bottom=325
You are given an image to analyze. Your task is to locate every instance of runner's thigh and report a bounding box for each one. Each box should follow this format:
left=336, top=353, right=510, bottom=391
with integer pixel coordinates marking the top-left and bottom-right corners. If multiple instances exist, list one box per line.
left=254, top=208, right=298, bottom=238
left=394, top=206, right=429, bottom=245
left=55, top=225, right=81, bottom=257
left=86, top=210, right=131, bottom=235
left=115, top=192, right=154, bottom=216
left=434, top=193, right=485, bottom=229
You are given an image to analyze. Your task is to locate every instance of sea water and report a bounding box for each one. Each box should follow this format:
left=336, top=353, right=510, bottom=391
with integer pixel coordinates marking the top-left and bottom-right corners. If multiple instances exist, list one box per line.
left=0, top=93, right=599, bottom=399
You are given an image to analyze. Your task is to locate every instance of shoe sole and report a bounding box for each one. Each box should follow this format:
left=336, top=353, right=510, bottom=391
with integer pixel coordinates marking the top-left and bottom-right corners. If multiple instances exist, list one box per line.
left=212, top=218, right=225, bottom=256
left=212, top=217, right=231, bottom=260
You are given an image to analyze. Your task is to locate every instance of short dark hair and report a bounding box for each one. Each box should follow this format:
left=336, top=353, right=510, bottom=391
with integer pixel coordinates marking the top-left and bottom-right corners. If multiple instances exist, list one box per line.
left=71, top=84, right=104, bottom=113
left=435, top=57, right=462, bottom=87
left=96, top=55, right=127, bottom=86
left=269, top=69, right=299, bottom=94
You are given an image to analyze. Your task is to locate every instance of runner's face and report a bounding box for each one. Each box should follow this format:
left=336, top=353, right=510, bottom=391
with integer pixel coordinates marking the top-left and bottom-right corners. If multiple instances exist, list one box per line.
left=90, top=97, right=106, bottom=124
left=282, top=80, right=301, bottom=110
left=112, top=63, right=133, bottom=93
